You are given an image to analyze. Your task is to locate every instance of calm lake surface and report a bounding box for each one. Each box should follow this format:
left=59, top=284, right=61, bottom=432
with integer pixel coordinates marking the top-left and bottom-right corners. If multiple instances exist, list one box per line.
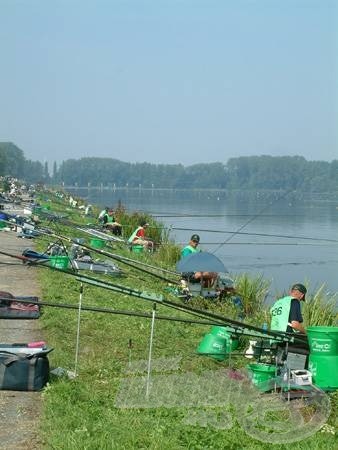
left=70, top=188, right=338, bottom=301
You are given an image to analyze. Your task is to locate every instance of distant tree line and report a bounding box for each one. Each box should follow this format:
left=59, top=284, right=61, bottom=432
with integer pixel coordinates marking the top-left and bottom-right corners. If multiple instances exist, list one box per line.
left=54, top=155, right=338, bottom=193
left=0, top=142, right=49, bottom=184
left=1, top=142, right=337, bottom=193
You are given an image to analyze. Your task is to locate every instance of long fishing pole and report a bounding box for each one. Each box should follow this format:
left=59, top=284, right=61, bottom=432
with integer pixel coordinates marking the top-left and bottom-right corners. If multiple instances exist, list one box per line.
left=0, top=296, right=304, bottom=343
left=0, top=249, right=304, bottom=344
left=3, top=216, right=161, bottom=274
left=72, top=211, right=336, bottom=244
left=175, top=242, right=335, bottom=246
left=75, top=275, right=306, bottom=345
left=152, top=213, right=303, bottom=218
left=0, top=249, right=207, bottom=324
left=32, top=227, right=180, bottom=283
left=42, top=219, right=177, bottom=276
left=172, top=227, right=338, bottom=244
left=0, top=297, right=221, bottom=327
left=212, top=188, right=295, bottom=254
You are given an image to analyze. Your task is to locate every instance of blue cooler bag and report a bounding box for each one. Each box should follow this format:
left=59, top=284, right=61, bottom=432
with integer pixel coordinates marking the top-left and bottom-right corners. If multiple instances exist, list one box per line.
left=0, top=345, right=53, bottom=391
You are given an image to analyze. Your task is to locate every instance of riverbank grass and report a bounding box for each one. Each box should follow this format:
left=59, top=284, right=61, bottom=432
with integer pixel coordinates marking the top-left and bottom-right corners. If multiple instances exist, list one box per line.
left=35, top=189, right=337, bottom=449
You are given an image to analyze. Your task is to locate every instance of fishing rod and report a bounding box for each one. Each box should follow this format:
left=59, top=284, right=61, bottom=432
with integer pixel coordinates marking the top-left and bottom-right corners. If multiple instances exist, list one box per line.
left=74, top=275, right=307, bottom=345
left=1, top=215, right=180, bottom=285
left=0, top=297, right=221, bottom=328
left=175, top=242, right=335, bottom=246
left=35, top=194, right=331, bottom=246
left=30, top=214, right=178, bottom=277
left=172, top=228, right=338, bottom=244
left=212, top=188, right=296, bottom=254
left=0, top=248, right=198, bottom=320
left=28, top=227, right=180, bottom=284
left=0, top=249, right=305, bottom=344
left=11, top=213, right=332, bottom=246
left=0, top=249, right=224, bottom=325
left=152, top=213, right=302, bottom=218
left=75, top=227, right=174, bottom=271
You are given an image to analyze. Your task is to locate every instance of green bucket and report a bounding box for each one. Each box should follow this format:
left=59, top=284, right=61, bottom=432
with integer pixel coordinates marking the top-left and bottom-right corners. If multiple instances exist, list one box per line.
left=247, top=363, right=276, bottom=391
left=197, top=328, right=238, bottom=361
left=308, top=355, right=338, bottom=390
left=210, top=326, right=239, bottom=351
left=131, top=245, right=144, bottom=254
left=49, top=256, right=70, bottom=269
left=307, top=326, right=338, bottom=390
left=90, top=238, right=106, bottom=249
left=197, top=334, right=227, bottom=361
left=210, top=326, right=230, bottom=338
left=307, top=326, right=338, bottom=355
left=0, top=220, right=6, bottom=229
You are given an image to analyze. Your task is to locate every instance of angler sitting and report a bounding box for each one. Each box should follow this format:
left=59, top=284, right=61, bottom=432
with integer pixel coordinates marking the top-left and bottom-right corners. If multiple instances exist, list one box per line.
left=102, top=208, right=122, bottom=236
left=98, top=206, right=109, bottom=223
left=128, top=220, right=154, bottom=251
left=180, top=234, right=217, bottom=288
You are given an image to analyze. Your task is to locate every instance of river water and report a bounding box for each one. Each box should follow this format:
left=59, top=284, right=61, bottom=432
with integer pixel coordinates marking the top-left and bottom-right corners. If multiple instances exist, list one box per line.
left=69, top=188, right=338, bottom=300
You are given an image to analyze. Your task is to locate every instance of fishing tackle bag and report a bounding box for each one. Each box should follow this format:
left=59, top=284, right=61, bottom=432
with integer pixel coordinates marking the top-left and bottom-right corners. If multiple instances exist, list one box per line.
left=0, top=345, right=53, bottom=391
left=0, top=291, right=14, bottom=306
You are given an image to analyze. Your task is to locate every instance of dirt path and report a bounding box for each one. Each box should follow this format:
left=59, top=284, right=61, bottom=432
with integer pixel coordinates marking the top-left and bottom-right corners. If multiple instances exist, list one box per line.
left=0, top=231, right=44, bottom=450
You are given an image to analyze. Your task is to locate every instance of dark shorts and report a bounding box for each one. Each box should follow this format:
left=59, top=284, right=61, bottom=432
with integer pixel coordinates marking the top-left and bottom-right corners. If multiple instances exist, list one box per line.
left=181, top=272, right=200, bottom=284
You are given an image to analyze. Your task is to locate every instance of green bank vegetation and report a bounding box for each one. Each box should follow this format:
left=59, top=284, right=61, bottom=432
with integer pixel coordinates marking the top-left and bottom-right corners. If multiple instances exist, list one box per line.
left=33, top=190, right=337, bottom=449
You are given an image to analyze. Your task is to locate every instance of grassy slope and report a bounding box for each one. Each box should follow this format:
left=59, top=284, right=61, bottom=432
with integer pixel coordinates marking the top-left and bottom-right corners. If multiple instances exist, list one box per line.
left=35, top=192, right=337, bottom=449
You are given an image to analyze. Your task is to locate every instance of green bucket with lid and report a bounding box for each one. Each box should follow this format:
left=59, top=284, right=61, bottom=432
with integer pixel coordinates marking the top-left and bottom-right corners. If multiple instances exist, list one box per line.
left=307, top=326, right=338, bottom=390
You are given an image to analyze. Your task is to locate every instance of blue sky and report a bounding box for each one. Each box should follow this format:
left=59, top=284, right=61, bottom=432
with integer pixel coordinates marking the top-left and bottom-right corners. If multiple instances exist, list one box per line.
left=0, top=0, right=337, bottom=166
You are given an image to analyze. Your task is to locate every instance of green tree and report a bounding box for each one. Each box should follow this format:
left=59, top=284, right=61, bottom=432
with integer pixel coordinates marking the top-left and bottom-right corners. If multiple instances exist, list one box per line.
left=0, top=142, right=25, bottom=177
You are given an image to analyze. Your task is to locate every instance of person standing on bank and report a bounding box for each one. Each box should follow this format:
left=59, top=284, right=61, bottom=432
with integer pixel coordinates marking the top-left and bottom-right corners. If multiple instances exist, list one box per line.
left=180, top=234, right=217, bottom=287
left=270, top=283, right=307, bottom=334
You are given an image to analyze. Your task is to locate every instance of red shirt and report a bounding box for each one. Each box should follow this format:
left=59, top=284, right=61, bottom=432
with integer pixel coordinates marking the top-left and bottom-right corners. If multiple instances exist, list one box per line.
left=136, top=227, right=145, bottom=239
